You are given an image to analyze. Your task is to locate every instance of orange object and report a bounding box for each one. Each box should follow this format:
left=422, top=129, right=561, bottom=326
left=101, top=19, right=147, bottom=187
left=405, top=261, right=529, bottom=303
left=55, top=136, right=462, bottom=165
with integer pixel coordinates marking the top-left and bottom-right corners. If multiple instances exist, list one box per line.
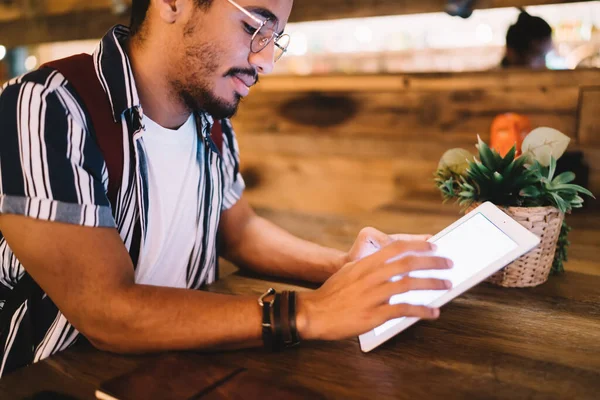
left=490, top=113, right=532, bottom=157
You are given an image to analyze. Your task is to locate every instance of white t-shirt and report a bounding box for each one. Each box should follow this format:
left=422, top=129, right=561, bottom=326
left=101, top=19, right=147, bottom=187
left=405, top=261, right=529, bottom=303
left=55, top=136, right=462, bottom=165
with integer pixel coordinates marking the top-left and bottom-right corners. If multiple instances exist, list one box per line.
left=135, top=114, right=200, bottom=288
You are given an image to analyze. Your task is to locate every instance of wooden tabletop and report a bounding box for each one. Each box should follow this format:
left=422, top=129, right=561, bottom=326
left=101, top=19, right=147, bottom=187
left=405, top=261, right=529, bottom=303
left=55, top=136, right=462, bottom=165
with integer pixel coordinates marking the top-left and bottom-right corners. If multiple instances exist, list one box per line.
left=0, top=212, right=599, bottom=399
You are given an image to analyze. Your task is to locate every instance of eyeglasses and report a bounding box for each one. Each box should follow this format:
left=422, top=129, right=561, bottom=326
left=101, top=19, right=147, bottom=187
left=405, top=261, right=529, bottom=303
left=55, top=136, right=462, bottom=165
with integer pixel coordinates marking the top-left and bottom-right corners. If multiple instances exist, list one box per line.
left=227, top=0, right=290, bottom=62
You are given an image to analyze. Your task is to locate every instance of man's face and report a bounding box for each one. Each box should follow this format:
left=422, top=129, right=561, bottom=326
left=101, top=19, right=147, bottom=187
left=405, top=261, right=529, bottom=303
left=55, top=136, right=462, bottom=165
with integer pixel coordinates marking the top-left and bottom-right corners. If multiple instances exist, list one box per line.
left=154, top=0, right=293, bottom=119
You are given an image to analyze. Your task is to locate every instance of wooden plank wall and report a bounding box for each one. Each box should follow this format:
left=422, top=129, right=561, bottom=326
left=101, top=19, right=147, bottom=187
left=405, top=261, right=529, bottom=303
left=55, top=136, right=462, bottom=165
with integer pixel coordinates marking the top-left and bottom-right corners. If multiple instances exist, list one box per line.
left=232, top=69, right=600, bottom=221
left=0, top=0, right=593, bottom=46
left=289, top=0, right=591, bottom=23
left=0, top=0, right=584, bottom=23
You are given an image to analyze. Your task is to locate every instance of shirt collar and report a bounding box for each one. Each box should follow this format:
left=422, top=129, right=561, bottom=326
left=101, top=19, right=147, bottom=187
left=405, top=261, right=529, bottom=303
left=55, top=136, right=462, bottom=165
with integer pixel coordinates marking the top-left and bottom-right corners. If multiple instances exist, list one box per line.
left=92, top=25, right=215, bottom=134
left=93, top=25, right=141, bottom=122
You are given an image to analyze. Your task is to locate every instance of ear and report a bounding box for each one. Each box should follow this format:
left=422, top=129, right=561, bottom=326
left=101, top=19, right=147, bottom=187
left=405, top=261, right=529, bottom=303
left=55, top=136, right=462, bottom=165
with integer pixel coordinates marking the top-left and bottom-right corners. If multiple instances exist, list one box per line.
left=157, top=0, right=184, bottom=24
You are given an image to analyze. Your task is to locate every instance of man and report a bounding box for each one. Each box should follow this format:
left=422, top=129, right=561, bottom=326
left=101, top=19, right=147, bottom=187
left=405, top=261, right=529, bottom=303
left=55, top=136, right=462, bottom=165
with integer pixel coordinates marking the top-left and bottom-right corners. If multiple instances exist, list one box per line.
left=0, top=0, right=452, bottom=376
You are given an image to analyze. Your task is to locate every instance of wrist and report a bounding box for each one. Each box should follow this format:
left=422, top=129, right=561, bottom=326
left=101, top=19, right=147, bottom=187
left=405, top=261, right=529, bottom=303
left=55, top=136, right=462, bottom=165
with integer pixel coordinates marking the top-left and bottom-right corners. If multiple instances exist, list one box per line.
left=295, top=291, right=318, bottom=341
left=329, top=249, right=348, bottom=277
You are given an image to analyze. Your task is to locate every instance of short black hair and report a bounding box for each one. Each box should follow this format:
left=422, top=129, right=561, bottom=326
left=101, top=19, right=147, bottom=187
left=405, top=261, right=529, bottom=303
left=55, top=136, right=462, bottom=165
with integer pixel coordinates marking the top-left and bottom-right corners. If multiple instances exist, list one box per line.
left=505, top=9, right=552, bottom=56
left=130, top=0, right=214, bottom=37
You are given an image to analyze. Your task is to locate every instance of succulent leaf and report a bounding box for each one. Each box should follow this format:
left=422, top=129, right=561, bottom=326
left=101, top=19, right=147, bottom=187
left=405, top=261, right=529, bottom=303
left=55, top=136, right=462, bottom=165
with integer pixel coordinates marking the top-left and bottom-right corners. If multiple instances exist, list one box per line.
left=553, top=171, right=576, bottom=185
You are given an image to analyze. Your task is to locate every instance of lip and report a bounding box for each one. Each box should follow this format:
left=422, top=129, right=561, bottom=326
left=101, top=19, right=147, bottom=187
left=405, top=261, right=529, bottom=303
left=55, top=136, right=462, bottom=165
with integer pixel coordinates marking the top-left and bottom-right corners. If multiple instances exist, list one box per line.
left=235, top=74, right=255, bottom=87
left=231, top=75, right=251, bottom=97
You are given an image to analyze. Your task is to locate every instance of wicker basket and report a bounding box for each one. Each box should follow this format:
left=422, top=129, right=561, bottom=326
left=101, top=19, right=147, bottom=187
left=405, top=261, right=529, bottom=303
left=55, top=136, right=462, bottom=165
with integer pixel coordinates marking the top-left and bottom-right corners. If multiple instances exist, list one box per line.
left=466, top=203, right=564, bottom=288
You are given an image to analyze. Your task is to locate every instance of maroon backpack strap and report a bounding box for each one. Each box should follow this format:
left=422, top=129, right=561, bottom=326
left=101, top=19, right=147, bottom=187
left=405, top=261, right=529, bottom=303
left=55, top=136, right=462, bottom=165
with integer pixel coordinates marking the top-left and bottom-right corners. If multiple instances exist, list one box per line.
left=210, top=119, right=224, bottom=154
left=41, top=54, right=123, bottom=208
left=43, top=54, right=224, bottom=207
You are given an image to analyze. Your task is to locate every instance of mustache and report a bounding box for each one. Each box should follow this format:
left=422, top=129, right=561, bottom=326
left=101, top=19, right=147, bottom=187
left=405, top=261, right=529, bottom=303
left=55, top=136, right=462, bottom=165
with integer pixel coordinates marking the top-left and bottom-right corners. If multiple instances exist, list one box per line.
left=225, top=67, right=259, bottom=85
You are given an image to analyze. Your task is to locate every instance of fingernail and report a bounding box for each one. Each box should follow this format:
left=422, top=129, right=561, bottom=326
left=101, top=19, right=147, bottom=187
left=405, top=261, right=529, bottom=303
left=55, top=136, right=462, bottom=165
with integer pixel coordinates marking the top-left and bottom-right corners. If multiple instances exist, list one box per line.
left=446, top=259, right=453, bottom=268
left=432, top=308, right=440, bottom=318
left=444, top=280, right=452, bottom=289
left=430, top=243, right=438, bottom=251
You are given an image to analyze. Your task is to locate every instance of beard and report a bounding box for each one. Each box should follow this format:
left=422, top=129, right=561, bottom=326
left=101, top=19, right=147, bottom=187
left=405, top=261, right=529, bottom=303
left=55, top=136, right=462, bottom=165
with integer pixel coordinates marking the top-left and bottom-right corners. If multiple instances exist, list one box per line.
left=174, top=78, right=242, bottom=120
left=170, top=31, right=242, bottom=120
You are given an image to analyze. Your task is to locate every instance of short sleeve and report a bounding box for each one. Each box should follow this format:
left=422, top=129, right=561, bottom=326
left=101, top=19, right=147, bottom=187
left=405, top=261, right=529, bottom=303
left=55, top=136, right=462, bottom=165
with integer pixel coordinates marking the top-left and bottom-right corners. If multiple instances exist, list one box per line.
left=219, top=119, right=245, bottom=210
left=0, top=73, right=115, bottom=227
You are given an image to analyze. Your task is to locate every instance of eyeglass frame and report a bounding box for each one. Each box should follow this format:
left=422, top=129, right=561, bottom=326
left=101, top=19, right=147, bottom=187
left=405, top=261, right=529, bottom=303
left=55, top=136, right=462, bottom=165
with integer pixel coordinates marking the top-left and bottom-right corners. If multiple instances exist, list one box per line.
left=226, top=0, right=290, bottom=62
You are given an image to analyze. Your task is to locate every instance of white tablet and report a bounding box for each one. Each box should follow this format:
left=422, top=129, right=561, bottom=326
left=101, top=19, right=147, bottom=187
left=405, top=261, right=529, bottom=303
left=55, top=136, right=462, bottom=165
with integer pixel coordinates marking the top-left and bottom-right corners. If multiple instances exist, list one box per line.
left=358, top=201, right=540, bottom=352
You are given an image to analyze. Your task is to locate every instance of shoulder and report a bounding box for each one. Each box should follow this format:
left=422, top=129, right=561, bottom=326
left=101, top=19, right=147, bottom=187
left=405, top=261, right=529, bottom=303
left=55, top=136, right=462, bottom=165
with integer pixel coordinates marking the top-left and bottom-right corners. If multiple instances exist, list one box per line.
left=1, top=67, right=68, bottom=95
left=1, top=68, right=87, bottom=128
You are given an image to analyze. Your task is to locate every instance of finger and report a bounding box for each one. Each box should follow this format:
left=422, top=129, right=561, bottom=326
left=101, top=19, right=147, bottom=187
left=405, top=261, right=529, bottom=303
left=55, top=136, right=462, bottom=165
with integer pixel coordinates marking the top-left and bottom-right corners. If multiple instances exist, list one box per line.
left=367, top=240, right=435, bottom=266
left=377, top=277, right=452, bottom=304
left=359, top=227, right=394, bottom=248
left=390, top=234, right=433, bottom=242
left=377, top=304, right=440, bottom=324
left=369, top=255, right=452, bottom=284
left=355, top=241, right=437, bottom=279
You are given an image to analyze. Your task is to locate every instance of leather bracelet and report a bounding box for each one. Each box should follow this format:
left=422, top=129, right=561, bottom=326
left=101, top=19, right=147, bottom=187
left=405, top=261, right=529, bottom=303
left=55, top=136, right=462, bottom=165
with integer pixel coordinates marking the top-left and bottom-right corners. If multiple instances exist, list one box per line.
left=258, top=288, right=275, bottom=351
left=258, top=289, right=300, bottom=351
left=271, top=293, right=283, bottom=352
left=280, top=291, right=291, bottom=345
left=288, top=291, right=300, bottom=345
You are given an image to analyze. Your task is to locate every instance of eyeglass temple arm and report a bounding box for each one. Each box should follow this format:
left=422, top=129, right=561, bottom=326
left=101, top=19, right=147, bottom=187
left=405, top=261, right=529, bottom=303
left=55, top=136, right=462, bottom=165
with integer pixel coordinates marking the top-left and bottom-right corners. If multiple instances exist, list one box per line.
left=227, top=0, right=264, bottom=25
left=274, top=40, right=285, bottom=50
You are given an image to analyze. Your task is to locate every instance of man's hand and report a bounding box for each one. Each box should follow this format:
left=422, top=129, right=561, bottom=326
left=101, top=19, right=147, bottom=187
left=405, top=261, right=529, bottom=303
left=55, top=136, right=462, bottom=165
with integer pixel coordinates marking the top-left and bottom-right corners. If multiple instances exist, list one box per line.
left=297, top=239, right=452, bottom=341
left=345, top=226, right=432, bottom=263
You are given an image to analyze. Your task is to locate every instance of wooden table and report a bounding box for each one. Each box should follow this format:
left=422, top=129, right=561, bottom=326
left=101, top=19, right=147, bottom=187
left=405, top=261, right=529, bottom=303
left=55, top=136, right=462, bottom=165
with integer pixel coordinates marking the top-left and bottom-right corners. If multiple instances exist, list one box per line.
left=0, top=212, right=599, bottom=399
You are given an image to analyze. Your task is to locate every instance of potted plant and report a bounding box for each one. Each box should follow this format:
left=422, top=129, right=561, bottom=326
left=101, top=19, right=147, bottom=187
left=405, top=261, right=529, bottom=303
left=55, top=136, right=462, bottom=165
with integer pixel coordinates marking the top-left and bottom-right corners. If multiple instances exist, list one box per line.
left=434, top=127, right=595, bottom=287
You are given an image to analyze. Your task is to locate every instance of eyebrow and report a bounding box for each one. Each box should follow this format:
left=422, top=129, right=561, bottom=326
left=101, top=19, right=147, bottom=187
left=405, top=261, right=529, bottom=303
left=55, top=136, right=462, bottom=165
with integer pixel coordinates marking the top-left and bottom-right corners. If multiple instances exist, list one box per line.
left=248, top=6, right=285, bottom=35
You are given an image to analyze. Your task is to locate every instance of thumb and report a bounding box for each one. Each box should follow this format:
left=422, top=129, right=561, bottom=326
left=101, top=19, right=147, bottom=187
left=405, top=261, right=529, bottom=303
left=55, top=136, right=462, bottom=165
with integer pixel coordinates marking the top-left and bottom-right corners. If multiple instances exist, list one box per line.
left=359, top=227, right=395, bottom=248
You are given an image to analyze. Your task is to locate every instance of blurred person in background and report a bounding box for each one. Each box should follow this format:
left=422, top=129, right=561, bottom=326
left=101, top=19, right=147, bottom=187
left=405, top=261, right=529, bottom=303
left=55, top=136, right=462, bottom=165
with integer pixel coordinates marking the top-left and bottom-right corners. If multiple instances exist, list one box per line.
left=501, top=9, right=554, bottom=69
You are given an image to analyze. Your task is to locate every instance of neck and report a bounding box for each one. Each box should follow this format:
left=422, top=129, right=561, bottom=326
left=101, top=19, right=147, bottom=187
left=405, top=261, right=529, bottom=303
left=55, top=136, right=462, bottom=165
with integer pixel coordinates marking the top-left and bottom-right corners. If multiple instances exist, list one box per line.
left=127, top=37, right=191, bottom=129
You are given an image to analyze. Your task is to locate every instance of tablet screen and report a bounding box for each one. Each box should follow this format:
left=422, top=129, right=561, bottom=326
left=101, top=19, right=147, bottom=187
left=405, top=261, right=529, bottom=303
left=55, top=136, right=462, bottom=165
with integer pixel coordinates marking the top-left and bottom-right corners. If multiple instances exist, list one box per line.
left=374, top=212, right=518, bottom=336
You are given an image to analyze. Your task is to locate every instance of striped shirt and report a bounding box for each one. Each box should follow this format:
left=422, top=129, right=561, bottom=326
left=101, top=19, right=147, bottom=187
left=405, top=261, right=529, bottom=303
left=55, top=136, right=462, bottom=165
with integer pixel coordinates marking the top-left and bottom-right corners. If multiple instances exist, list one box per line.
left=0, top=25, right=245, bottom=376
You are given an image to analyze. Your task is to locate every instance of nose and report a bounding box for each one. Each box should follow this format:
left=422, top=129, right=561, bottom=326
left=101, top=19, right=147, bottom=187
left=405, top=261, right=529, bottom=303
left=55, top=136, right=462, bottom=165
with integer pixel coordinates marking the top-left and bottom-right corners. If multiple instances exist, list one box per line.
left=248, top=40, right=276, bottom=75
